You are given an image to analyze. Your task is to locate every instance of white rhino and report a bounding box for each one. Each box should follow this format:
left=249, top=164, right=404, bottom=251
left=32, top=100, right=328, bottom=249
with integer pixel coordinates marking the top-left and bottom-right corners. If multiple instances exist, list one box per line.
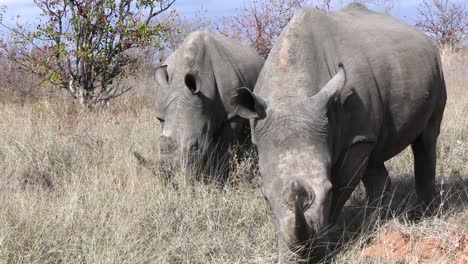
left=136, top=30, right=264, bottom=183
left=231, top=4, right=446, bottom=261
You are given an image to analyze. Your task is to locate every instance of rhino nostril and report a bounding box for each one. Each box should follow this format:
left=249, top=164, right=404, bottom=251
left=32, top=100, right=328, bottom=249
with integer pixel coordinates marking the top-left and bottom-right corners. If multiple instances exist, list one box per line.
left=189, top=141, right=199, bottom=152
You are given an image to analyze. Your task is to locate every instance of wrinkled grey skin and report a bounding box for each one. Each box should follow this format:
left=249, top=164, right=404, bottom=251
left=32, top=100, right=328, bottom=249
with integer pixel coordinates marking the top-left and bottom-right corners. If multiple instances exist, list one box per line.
left=231, top=4, right=446, bottom=262
left=154, top=30, right=264, bottom=182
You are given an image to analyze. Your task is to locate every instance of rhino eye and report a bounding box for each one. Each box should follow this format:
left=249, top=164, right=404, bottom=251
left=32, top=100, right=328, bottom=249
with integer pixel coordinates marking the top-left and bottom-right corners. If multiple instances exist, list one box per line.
left=157, top=117, right=165, bottom=128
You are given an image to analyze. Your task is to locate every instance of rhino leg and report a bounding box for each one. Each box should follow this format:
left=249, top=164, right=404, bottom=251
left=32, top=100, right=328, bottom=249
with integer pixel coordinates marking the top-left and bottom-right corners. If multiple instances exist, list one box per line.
left=411, top=126, right=443, bottom=213
left=329, top=143, right=373, bottom=223
left=362, top=163, right=392, bottom=208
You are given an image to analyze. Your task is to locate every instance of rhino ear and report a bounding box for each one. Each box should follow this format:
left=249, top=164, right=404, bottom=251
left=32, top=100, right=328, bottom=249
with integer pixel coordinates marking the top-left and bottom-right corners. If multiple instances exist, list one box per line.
left=315, top=65, right=346, bottom=104
left=230, top=87, right=267, bottom=119
left=184, top=71, right=201, bottom=94
left=155, top=65, right=169, bottom=86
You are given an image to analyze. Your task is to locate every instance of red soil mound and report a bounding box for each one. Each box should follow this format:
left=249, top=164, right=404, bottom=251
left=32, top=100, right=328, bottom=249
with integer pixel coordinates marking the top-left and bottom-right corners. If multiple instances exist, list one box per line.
left=362, top=228, right=467, bottom=263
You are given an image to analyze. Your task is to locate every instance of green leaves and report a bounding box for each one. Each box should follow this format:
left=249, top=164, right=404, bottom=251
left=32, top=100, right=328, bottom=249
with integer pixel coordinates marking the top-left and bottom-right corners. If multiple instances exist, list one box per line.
left=1, top=0, right=176, bottom=105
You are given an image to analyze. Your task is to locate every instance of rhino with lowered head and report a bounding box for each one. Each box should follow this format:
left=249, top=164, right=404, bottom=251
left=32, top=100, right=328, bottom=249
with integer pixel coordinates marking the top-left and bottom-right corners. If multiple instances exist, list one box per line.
left=231, top=4, right=446, bottom=261
left=137, top=30, right=264, bottom=183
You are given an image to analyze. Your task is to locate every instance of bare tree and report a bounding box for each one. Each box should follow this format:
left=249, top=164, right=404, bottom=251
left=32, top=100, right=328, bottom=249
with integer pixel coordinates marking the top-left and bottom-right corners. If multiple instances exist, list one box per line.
left=130, top=8, right=211, bottom=78
left=217, top=0, right=314, bottom=58
left=157, top=8, right=211, bottom=63
left=416, top=0, right=468, bottom=50
left=217, top=0, right=395, bottom=58
left=0, top=50, right=42, bottom=101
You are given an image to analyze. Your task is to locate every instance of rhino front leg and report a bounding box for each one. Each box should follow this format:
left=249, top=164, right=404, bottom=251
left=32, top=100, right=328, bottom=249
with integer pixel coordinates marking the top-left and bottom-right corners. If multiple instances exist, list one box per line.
left=329, top=143, right=373, bottom=223
left=362, top=163, right=392, bottom=208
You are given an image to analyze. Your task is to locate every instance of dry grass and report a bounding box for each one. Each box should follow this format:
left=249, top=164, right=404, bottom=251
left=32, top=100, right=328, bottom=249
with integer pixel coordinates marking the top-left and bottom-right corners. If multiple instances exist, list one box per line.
left=0, top=93, right=277, bottom=263
left=0, top=52, right=466, bottom=263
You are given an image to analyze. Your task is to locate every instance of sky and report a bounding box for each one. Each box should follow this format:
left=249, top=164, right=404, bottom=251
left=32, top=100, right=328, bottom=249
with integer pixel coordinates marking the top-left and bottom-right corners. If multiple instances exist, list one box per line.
left=0, top=0, right=466, bottom=28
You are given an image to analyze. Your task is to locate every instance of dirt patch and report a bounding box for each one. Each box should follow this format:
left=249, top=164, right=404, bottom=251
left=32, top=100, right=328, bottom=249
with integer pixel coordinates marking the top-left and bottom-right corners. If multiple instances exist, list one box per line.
left=362, top=228, right=468, bottom=263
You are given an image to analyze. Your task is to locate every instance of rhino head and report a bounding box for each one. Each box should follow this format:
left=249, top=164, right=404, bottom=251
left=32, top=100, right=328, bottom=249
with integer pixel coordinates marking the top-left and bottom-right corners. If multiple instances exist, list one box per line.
left=154, top=63, right=229, bottom=179
left=231, top=67, right=346, bottom=259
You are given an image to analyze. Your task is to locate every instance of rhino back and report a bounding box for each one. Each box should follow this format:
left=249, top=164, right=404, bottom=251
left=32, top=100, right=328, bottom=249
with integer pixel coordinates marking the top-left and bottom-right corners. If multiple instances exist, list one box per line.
left=206, top=33, right=265, bottom=112
left=160, top=30, right=264, bottom=113
left=255, top=3, right=446, bottom=161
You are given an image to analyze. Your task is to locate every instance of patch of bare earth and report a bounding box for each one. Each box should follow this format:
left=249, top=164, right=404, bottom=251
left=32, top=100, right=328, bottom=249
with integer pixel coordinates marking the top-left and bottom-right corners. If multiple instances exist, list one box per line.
left=362, top=227, right=468, bottom=263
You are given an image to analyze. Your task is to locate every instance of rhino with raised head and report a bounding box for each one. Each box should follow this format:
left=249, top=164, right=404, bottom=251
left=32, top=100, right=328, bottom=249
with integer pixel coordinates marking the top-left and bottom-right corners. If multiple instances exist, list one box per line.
left=138, top=30, right=264, bottom=183
left=231, top=4, right=446, bottom=261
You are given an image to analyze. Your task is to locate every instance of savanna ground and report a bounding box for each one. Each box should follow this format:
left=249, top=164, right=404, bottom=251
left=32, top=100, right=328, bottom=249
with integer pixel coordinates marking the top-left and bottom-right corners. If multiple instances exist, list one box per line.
left=0, top=51, right=466, bottom=263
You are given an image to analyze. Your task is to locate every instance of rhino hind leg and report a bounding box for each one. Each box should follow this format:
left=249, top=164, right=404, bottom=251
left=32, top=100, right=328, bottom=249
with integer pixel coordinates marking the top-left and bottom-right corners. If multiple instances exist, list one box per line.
left=411, top=126, right=443, bottom=214
left=362, top=163, right=392, bottom=208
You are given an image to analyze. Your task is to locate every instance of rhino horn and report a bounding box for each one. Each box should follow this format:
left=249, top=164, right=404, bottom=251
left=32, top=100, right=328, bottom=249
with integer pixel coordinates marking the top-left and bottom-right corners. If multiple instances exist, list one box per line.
left=133, top=151, right=159, bottom=176
left=292, top=180, right=315, bottom=243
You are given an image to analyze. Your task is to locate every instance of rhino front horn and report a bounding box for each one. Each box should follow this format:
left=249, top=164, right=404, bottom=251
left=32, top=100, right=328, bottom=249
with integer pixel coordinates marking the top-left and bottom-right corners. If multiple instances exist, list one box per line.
left=291, top=180, right=314, bottom=243
left=133, top=151, right=159, bottom=176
